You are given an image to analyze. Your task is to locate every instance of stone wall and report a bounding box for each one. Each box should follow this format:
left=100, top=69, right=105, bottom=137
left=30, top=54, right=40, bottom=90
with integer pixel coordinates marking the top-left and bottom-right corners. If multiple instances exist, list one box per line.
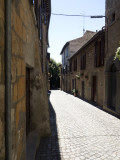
left=104, top=0, right=120, bottom=115
left=0, top=0, right=51, bottom=159
left=11, top=0, right=51, bottom=159
left=0, top=0, right=5, bottom=159
left=69, top=32, right=105, bottom=107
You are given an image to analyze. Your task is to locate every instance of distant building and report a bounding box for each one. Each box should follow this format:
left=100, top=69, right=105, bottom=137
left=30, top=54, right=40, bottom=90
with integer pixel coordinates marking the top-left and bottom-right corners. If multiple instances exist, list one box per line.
left=60, top=31, right=95, bottom=92
left=0, top=0, right=51, bottom=159
left=69, top=29, right=105, bottom=106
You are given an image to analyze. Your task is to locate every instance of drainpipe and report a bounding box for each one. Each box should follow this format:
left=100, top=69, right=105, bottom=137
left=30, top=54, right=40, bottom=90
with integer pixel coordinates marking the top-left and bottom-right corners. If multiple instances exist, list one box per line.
left=5, top=0, right=12, bottom=160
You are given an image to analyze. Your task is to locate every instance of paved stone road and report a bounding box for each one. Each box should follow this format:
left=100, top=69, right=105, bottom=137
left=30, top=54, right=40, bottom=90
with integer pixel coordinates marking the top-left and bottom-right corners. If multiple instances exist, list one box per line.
left=36, top=90, right=120, bottom=160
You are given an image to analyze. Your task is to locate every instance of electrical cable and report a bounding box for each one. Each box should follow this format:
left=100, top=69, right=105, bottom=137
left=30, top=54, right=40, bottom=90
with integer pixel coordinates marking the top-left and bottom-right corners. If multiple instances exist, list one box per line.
left=51, top=13, right=105, bottom=17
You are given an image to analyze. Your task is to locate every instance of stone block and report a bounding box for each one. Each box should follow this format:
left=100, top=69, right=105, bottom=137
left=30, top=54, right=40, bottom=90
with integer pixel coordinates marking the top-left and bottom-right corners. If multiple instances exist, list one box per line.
left=0, top=54, right=1, bottom=82
left=16, top=101, right=21, bottom=129
left=0, top=18, right=4, bottom=48
left=20, top=3, right=24, bottom=21
left=12, top=30, right=19, bottom=56
left=11, top=108, right=15, bottom=130
left=19, top=40, right=24, bottom=57
left=12, top=82, right=18, bottom=103
left=21, top=97, right=26, bottom=112
left=0, top=85, right=5, bottom=119
left=22, top=26, right=27, bottom=42
left=13, top=10, right=23, bottom=40
left=21, top=60, right=26, bottom=76
left=0, top=0, right=4, bottom=19
left=11, top=56, right=17, bottom=83
left=17, top=77, right=26, bottom=100
left=0, top=84, right=5, bottom=159
left=16, top=100, right=26, bottom=160
left=17, top=58, right=22, bottom=77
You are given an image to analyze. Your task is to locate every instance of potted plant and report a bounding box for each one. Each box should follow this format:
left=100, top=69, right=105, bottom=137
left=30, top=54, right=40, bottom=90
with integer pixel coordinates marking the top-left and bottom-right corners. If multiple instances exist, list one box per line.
left=75, top=72, right=83, bottom=79
left=75, top=74, right=80, bottom=79
left=72, top=89, right=78, bottom=96
left=85, top=75, right=89, bottom=79
left=114, top=46, right=120, bottom=60
left=80, top=73, right=84, bottom=76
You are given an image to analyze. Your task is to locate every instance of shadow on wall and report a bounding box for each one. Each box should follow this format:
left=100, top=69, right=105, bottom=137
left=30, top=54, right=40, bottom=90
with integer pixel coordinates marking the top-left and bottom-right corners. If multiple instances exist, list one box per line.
left=35, top=91, right=61, bottom=160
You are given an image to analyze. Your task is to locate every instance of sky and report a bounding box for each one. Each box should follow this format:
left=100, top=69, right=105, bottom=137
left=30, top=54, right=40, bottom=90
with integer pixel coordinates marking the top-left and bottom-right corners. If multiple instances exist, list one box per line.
left=48, top=0, right=105, bottom=63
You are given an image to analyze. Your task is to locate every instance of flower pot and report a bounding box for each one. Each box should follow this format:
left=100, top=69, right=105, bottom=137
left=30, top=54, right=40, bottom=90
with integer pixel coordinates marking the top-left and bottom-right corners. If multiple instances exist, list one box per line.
left=74, top=92, right=77, bottom=96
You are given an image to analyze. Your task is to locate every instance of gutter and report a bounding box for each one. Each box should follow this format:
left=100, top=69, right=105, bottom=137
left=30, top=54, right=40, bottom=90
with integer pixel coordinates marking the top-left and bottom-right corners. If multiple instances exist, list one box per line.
left=5, top=0, right=12, bottom=159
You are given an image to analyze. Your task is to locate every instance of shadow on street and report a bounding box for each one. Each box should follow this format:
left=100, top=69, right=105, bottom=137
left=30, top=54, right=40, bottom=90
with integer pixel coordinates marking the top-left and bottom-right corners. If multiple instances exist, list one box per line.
left=35, top=91, right=61, bottom=160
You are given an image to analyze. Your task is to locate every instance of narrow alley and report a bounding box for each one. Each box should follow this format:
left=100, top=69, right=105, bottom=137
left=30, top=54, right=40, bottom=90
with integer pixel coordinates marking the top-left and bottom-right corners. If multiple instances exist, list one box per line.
left=36, top=90, right=120, bottom=160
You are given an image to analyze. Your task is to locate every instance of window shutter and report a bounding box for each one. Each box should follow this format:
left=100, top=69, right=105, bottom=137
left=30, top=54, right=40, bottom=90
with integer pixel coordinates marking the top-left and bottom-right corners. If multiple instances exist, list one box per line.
left=81, top=56, right=82, bottom=70
left=94, top=42, right=97, bottom=67
left=76, top=59, right=77, bottom=71
left=101, top=36, right=105, bottom=66
left=66, top=65, right=67, bottom=74
left=40, top=5, right=42, bottom=40
left=98, top=41, right=101, bottom=66
left=30, top=0, right=34, bottom=5
left=84, top=53, right=86, bottom=69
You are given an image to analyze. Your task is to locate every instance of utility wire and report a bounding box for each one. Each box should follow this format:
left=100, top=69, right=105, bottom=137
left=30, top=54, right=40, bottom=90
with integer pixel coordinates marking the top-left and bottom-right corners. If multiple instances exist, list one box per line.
left=51, top=13, right=99, bottom=17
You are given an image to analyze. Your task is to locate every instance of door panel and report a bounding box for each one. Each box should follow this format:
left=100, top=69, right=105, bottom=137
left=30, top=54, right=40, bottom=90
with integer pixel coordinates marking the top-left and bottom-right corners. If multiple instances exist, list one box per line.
left=81, top=81, right=84, bottom=99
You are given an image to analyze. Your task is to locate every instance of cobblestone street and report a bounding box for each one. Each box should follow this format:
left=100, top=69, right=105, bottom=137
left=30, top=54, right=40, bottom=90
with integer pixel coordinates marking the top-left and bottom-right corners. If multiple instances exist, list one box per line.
left=36, top=90, right=120, bottom=160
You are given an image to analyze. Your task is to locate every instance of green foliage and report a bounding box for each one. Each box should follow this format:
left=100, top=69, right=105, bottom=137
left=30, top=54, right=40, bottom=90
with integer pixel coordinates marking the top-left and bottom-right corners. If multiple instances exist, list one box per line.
left=49, top=58, right=61, bottom=89
left=72, top=89, right=78, bottom=93
left=75, top=72, right=84, bottom=79
left=114, top=47, right=120, bottom=61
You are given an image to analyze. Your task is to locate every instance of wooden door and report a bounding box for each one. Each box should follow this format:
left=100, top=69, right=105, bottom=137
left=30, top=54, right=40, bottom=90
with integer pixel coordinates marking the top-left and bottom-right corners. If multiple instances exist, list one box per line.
left=81, top=81, right=84, bottom=99
left=92, top=76, right=97, bottom=102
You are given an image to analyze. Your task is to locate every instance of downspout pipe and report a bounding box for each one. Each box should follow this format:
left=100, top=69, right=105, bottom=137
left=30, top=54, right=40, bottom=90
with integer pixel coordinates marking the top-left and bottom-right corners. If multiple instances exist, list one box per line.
left=5, top=0, right=12, bottom=160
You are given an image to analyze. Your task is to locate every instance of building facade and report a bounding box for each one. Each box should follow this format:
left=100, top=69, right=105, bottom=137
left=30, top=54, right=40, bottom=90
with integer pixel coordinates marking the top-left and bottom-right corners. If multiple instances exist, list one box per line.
left=60, top=31, right=95, bottom=92
left=104, top=0, right=120, bottom=115
left=69, top=30, right=105, bottom=107
left=0, top=0, right=51, bottom=159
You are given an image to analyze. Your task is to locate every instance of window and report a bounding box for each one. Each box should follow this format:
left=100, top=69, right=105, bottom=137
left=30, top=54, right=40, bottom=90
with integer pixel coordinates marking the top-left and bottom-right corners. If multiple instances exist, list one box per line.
left=70, top=61, right=72, bottom=72
left=81, top=53, right=86, bottom=70
left=74, top=59, right=77, bottom=71
left=40, top=5, right=42, bottom=40
left=30, top=0, right=34, bottom=5
left=112, top=12, right=115, bottom=22
left=72, top=79, right=74, bottom=90
left=66, top=47, right=69, bottom=57
left=94, top=37, right=105, bottom=67
left=33, top=0, right=48, bottom=40
left=66, top=65, right=68, bottom=74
